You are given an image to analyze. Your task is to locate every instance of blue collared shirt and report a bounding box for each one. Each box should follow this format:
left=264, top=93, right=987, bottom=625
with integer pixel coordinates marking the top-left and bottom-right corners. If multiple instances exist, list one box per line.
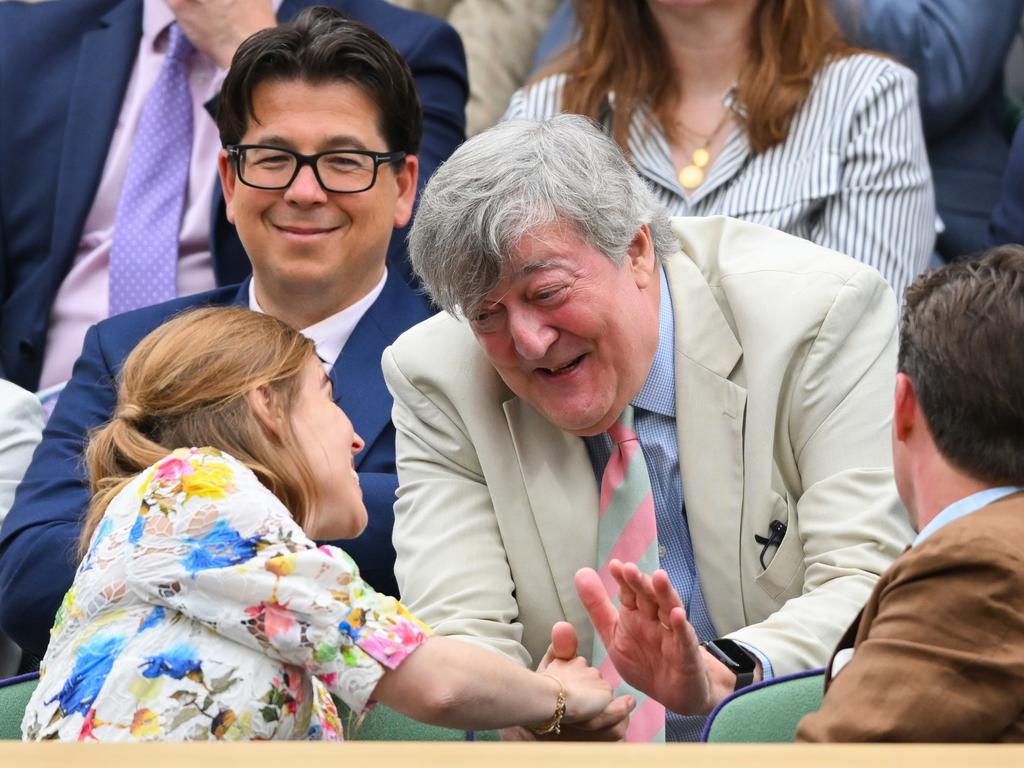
left=583, top=268, right=767, bottom=740
left=913, top=486, right=1024, bottom=547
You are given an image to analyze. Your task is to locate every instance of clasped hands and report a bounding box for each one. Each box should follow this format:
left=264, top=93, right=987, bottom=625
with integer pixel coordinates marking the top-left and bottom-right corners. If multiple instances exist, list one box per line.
left=518, top=559, right=746, bottom=740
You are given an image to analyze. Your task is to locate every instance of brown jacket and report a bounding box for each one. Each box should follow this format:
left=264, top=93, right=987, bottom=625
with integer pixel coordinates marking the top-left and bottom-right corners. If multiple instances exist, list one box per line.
left=797, top=492, right=1024, bottom=742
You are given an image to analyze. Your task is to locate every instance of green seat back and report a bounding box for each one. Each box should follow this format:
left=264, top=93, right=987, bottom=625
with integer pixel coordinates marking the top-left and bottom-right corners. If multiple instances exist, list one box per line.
left=0, top=675, right=500, bottom=741
left=334, top=698, right=500, bottom=741
left=702, top=669, right=825, bottom=743
left=0, top=675, right=38, bottom=740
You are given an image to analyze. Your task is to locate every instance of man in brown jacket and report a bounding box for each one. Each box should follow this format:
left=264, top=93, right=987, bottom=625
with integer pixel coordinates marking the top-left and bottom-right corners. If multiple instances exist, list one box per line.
left=797, top=245, right=1024, bottom=742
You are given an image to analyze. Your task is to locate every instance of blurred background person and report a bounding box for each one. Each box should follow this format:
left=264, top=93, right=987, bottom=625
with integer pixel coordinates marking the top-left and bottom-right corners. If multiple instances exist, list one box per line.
left=990, top=119, right=1024, bottom=247
left=511, top=0, right=936, bottom=300
left=0, top=383, right=42, bottom=528
left=0, top=381, right=43, bottom=678
left=534, top=0, right=1021, bottom=263
left=389, top=0, right=560, bottom=135
left=830, top=0, right=1023, bottom=261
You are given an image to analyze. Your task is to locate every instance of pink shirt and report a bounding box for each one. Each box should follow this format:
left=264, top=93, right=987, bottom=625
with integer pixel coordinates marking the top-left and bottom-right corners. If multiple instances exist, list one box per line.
left=39, top=1, right=226, bottom=391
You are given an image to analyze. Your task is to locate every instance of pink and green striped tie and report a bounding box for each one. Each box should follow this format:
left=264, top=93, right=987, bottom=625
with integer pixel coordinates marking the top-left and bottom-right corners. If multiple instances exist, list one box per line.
left=593, top=405, right=666, bottom=742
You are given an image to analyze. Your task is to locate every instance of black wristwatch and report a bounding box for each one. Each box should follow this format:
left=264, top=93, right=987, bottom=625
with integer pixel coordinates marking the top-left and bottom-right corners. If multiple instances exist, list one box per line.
left=701, top=638, right=757, bottom=691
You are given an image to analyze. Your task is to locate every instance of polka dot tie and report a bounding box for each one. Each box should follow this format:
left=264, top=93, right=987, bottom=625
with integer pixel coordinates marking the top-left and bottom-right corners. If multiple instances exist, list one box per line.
left=108, top=23, right=195, bottom=316
left=593, top=405, right=666, bottom=742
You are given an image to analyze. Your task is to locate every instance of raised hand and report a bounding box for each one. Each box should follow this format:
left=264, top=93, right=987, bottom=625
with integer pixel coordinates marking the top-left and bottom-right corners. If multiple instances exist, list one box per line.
left=575, top=560, right=721, bottom=715
left=168, top=0, right=277, bottom=69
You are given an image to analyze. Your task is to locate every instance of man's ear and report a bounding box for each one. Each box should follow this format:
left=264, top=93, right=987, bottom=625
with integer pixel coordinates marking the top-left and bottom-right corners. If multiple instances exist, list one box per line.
left=893, top=372, right=918, bottom=443
left=626, top=224, right=657, bottom=289
left=218, top=149, right=237, bottom=225
left=247, top=384, right=283, bottom=440
left=392, top=154, right=419, bottom=229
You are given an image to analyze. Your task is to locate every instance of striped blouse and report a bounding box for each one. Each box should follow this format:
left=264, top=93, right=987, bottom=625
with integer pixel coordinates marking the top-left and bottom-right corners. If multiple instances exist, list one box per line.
left=504, top=53, right=936, bottom=299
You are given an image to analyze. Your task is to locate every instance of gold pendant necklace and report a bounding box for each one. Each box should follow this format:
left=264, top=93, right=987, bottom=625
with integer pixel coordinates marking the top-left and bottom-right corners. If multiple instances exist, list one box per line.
left=677, top=110, right=731, bottom=191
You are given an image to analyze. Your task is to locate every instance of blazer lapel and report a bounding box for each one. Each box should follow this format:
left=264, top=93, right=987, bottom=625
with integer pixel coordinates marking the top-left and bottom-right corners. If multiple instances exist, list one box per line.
left=229, top=279, right=250, bottom=308
left=504, top=398, right=599, bottom=650
left=663, top=252, right=748, bottom=635
left=331, top=272, right=430, bottom=468
left=49, top=0, right=140, bottom=284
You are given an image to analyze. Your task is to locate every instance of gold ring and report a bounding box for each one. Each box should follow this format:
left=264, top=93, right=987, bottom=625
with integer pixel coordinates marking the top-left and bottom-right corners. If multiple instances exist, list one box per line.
left=659, top=621, right=670, bottom=631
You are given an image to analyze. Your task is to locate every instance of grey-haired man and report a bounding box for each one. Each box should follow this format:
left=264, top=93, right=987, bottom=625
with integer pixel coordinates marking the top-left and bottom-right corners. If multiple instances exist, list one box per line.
left=383, top=115, right=913, bottom=741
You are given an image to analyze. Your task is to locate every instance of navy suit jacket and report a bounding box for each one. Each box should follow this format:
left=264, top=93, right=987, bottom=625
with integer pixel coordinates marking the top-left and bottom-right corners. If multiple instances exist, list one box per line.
left=0, top=0, right=466, bottom=390
left=0, top=270, right=431, bottom=656
left=990, top=117, right=1024, bottom=247
left=829, top=0, right=1024, bottom=261
left=534, top=0, right=1022, bottom=261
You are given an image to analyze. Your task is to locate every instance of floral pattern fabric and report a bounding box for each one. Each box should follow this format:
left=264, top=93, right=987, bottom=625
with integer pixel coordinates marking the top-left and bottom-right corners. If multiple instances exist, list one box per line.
left=22, top=447, right=429, bottom=741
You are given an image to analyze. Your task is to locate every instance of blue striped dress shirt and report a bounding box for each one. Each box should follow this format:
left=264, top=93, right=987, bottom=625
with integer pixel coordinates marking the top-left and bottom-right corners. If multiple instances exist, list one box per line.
left=583, top=269, right=769, bottom=741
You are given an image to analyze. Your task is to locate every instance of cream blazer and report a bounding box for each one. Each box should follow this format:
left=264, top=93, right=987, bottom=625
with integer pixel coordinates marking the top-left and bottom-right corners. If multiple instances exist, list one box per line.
left=383, top=216, right=915, bottom=675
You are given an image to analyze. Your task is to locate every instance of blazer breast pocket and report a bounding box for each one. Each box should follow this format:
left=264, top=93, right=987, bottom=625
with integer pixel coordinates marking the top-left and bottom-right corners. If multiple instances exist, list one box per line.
left=753, top=492, right=805, bottom=601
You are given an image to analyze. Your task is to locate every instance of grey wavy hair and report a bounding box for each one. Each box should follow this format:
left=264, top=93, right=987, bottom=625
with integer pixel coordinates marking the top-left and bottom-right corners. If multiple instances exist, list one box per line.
left=408, top=114, right=679, bottom=316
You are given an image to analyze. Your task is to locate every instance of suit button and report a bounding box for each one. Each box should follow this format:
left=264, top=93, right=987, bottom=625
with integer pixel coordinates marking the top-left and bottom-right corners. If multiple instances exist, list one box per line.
left=18, top=339, right=36, bottom=359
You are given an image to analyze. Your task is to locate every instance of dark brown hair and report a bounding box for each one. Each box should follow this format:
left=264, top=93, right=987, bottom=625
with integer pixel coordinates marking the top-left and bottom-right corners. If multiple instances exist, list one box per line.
left=217, top=5, right=422, bottom=155
left=542, top=0, right=856, bottom=155
left=81, top=307, right=320, bottom=557
left=898, top=245, right=1024, bottom=485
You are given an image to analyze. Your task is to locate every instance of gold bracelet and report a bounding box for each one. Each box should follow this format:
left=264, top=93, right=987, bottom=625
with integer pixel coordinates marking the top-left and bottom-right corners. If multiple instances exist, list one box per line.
left=528, top=673, right=568, bottom=736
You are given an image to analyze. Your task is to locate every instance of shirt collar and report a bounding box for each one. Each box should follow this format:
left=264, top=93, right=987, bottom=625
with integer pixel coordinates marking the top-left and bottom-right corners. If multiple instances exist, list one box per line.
left=632, top=265, right=675, bottom=418
left=913, top=486, right=1024, bottom=547
left=248, top=269, right=388, bottom=372
left=142, top=0, right=176, bottom=49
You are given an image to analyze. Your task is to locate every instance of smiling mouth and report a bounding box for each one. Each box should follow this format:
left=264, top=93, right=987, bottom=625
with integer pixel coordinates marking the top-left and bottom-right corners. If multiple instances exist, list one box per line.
left=275, top=225, right=338, bottom=236
left=538, top=355, right=584, bottom=377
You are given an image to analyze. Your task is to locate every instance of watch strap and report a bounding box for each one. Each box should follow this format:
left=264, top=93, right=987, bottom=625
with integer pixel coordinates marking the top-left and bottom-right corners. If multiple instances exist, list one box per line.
left=701, top=639, right=757, bottom=692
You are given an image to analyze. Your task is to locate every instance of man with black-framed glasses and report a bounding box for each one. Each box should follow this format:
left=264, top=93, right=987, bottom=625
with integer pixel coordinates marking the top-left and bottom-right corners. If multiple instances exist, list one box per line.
left=226, top=145, right=408, bottom=194
left=0, top=0, right=466, bottom=401
left=0, top=7, right=434, bottom=662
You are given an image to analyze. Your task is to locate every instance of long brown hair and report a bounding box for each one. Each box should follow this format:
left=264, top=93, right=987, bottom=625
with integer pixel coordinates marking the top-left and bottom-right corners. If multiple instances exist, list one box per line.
left=544, top=0, right=857, bottom=154
left=80, top=307, right=320, bottom=558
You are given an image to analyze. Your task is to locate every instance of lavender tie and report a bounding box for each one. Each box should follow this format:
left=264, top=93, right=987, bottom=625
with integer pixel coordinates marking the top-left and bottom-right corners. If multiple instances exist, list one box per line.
left=108, top=23, right=195, bottom=316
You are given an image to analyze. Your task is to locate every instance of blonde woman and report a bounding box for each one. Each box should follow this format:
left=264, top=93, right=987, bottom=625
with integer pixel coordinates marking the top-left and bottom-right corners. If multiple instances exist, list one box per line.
left=22, top=307, right=616, bottom=742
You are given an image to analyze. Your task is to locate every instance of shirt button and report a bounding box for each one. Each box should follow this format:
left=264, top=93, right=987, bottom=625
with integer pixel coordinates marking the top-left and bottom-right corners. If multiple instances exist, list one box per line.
left=658, top=545, right=668, bottom=557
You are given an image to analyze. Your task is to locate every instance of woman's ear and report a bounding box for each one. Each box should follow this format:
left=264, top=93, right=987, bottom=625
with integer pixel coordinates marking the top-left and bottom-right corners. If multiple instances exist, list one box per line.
left=247, top=384, right=284, bottom=441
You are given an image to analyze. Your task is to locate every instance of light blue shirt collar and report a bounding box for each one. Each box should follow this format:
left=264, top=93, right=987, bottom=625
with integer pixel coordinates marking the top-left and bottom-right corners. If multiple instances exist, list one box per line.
left=913, top=486, right=1024, bottom=546
left=632, top=267, right=675, bottom=418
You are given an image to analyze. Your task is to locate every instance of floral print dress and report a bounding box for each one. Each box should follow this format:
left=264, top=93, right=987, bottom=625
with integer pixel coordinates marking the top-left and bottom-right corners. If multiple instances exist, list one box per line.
left=22, top=447, right=429, bottom=741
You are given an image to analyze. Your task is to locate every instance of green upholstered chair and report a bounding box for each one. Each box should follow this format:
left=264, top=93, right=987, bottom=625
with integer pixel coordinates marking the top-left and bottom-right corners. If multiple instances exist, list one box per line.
left=0, top=672, right=500, bottom=741
left=334, top=699, right=500, bottom=741
left=701, top=668, right=825, bottom=743
left=0, top=673, right=38, bottom=740
left=1, top=675, right=499, bottom=741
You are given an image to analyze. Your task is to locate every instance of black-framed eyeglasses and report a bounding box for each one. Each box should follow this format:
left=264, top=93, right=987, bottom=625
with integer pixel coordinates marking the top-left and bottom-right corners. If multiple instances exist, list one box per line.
left=226, top=144, right=407, bottom=193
